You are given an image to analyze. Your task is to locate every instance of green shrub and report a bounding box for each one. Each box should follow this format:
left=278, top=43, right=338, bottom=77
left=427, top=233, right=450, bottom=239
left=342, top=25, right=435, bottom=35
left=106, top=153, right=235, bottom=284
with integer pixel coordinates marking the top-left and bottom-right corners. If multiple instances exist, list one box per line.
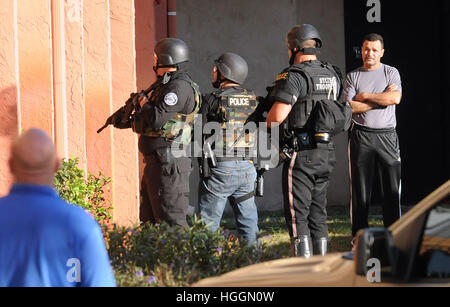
left=54, top=158, right=113, bottom=223
left=105, top=217, right=280, bottom=287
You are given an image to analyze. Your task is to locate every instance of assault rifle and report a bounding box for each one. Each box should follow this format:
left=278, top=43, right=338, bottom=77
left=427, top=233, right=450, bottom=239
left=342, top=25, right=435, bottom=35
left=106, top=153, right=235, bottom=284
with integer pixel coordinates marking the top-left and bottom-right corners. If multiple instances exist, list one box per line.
left=97, top=82, right=159, bottom=134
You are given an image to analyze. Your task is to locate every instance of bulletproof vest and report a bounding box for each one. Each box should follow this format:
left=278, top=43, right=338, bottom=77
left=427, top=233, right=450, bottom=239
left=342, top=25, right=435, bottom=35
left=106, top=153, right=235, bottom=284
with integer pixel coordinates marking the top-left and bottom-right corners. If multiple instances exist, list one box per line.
left=132, top=72, right=201, bottom=145
left=287, top=61, right=341, bottom=130
left=212, top=87, right=257, bottom=151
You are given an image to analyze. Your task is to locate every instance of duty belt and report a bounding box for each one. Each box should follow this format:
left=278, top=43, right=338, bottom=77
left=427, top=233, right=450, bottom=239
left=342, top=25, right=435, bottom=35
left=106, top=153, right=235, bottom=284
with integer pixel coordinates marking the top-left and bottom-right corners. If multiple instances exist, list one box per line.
left=215, top=156, right=252, bottom=162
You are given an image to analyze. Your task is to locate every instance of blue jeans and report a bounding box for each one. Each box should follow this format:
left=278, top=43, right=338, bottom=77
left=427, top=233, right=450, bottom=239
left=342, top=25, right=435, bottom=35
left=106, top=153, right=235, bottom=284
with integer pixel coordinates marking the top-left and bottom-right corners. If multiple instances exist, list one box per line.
left=199, top=160, right=259, bottom=245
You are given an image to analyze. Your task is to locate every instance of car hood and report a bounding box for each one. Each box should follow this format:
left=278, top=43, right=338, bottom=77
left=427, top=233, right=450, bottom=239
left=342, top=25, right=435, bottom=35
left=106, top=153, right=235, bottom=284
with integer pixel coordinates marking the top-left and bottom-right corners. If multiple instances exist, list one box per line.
left=193, top=253, right=355, bottom=287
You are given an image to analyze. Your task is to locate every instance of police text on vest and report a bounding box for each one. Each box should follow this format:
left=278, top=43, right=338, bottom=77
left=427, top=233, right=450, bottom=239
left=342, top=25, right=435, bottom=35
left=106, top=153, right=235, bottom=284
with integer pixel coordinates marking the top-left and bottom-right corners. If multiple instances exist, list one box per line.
left=228, top=97, right=250, bottom=106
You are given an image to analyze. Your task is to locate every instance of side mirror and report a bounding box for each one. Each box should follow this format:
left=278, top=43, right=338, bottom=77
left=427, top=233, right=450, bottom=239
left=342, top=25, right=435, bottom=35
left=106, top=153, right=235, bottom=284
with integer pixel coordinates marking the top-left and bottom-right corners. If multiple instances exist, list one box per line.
left=354, top=228, right=398, bottom=277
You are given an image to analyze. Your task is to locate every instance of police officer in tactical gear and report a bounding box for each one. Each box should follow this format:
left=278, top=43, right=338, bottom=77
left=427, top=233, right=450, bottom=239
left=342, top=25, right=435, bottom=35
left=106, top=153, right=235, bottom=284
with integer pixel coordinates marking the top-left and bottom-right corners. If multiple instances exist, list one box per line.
left=122, top=38, right=200, bottom=227
left=199, top=52, right=259, bottom=246
left=266, top=25, right=344, bottom=258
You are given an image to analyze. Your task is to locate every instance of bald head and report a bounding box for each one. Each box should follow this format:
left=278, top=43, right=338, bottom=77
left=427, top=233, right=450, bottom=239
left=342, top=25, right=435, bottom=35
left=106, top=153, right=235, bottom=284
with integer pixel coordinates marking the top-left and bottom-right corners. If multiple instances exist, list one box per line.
left=9, top=128, right=60, bottom=186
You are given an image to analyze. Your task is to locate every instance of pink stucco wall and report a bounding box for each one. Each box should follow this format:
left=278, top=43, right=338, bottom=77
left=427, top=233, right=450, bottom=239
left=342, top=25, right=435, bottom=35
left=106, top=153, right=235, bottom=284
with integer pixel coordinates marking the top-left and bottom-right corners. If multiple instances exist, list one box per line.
left=64, top=0, right=87, bottom=169
left=17, top=0, right=54, bottom=138
left=110, top=0, right=140, bottom=225
left=83, top=0, right=114, bottom=213
left=0, top=0, right=163, bottom=226
left=0, top=0, right=19, bottom=194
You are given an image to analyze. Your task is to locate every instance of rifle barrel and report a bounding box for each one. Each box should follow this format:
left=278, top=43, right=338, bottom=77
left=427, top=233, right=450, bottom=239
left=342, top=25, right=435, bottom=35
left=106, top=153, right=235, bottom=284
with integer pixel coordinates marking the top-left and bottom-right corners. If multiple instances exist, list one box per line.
left=97, top=124, right=108, bottom=134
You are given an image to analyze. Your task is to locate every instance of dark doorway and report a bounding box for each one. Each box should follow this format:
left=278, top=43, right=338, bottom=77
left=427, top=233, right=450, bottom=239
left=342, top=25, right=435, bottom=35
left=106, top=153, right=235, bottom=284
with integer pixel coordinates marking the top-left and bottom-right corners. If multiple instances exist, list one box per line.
left=344, top=0, right=450, bottom=205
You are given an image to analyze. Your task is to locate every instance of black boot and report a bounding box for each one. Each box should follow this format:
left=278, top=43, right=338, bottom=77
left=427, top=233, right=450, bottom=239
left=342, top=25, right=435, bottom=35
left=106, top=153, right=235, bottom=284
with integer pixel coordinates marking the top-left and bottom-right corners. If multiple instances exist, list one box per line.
left=313, top=237, right=328, bottom=256
left=291, top=235, right=313, bottom=258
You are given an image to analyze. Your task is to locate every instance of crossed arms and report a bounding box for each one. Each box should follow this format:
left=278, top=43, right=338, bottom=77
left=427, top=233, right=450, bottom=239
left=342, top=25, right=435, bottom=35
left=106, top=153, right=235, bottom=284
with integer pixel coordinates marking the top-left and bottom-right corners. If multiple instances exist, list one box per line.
left=350, top=84, right=402, bottom=114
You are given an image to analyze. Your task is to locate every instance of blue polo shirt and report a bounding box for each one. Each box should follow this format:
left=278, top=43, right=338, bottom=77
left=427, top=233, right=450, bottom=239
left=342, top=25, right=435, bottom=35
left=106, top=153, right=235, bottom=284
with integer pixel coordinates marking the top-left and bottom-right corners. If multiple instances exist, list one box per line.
left=0, top=184, right=116, bottom=287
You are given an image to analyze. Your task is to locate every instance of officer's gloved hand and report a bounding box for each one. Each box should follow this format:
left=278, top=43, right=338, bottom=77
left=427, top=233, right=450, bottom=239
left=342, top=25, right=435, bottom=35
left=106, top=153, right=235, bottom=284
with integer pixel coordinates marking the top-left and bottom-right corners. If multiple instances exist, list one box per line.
left=135, top=92, right=148, bottom=107
left=111, top=108, right=132, bottom=129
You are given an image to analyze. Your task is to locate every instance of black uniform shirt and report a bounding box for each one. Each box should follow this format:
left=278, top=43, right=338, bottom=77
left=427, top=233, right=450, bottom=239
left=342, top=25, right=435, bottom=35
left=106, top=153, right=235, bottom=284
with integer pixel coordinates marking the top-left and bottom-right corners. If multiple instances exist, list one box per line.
left=138, top=70, right=196, bottom=155
left=268, top=62, right=315, bottom=106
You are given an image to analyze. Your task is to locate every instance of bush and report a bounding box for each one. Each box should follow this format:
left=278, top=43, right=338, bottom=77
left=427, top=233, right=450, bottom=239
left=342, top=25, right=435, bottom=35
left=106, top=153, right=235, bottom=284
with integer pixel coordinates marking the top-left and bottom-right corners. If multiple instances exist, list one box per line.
left=54, top=158, right=113, bottom=223
left=105, top=217, right=280, bottom=287
left=53, top=158, right=282, bottom=286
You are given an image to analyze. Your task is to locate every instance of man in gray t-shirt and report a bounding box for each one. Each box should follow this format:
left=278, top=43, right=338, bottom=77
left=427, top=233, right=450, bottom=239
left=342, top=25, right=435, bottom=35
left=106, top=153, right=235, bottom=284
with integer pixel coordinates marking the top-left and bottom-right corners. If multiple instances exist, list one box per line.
left=345, top=64, right=402, bottom=129
left=345, top=33, right=403, bottom=239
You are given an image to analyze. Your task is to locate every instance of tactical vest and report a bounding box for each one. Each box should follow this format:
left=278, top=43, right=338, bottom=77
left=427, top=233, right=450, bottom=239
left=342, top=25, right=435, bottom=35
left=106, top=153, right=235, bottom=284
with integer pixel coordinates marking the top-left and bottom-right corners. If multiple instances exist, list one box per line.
left=211, top=87, right=257, bottom=151
left=132, top=74, right=201, bottom=145
left=287, top=61, right=339, bottom=129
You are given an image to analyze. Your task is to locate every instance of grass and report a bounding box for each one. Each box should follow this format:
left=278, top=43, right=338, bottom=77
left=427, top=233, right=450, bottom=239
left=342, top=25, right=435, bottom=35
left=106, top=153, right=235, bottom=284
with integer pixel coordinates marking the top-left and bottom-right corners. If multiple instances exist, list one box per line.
left=110, top=205, right=410, bottom=286
left=222, top=206, right=390, bottom=258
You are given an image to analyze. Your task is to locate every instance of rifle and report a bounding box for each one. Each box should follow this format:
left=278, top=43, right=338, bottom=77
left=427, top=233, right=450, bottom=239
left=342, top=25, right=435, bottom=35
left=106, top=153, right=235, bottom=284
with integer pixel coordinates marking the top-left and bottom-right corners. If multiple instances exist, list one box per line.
left=96, top=93, right=138, bottom=134
left=246, top=87, right=274, bottom=125
left=97, top=81, right=159, bottom=134
left=96, top=108, right=123, bottom=134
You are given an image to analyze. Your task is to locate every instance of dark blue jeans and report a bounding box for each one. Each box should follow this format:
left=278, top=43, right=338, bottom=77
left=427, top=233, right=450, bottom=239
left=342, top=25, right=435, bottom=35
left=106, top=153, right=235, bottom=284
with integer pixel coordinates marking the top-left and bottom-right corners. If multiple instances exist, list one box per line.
left=199, top=160, right=259, bottom=245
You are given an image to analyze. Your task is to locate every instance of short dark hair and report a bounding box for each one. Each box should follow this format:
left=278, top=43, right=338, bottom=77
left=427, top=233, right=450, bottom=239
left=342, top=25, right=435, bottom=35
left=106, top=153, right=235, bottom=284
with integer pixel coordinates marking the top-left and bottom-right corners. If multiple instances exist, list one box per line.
left=363, top=33, right=384, bottom=48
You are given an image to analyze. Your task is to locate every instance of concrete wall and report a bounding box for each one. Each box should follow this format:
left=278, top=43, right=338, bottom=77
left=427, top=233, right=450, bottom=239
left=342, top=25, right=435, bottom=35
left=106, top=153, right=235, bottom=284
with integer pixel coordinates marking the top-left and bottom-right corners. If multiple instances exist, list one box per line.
left=177, top=0, right=348, bottom=212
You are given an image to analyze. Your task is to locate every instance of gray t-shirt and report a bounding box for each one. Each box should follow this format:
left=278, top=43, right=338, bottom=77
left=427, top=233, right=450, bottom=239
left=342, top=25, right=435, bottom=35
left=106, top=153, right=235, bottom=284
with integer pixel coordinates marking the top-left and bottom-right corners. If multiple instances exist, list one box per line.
left=344, top=64, right=402, bottom=129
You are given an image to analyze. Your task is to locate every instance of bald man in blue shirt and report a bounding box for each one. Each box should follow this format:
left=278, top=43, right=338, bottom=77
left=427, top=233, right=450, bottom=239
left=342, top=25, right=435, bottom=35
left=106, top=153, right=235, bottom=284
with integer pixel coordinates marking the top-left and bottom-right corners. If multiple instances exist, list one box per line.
left=0, top=128, right=116, bottom=287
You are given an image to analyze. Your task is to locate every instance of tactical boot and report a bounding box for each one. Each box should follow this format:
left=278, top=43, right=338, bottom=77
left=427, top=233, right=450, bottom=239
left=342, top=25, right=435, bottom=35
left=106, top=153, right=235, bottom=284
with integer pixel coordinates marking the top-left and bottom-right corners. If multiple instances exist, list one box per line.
left=292, top=235, right=313, bottom=258
left=313, top=237, right=328, bottom=256
left=289, top=237, right=300, bottom=257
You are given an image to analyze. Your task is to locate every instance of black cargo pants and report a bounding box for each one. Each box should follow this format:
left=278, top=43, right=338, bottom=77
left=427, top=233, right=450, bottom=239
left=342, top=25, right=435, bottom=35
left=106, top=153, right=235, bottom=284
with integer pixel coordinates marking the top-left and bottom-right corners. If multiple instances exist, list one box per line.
left=140, top=147, right=192, bottom=227
left=282, top=143, right=336, bottom=240
left=349, top=125, right=402, bottom=237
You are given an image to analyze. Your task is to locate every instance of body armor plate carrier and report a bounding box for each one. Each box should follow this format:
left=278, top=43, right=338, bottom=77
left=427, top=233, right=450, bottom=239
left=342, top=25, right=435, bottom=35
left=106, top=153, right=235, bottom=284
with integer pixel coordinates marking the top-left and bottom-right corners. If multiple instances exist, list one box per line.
left=287, top=61, right=352, bottom=142
left=212, top=87, right=257, bottom=153
left=132, top=75, right=201, bottom=145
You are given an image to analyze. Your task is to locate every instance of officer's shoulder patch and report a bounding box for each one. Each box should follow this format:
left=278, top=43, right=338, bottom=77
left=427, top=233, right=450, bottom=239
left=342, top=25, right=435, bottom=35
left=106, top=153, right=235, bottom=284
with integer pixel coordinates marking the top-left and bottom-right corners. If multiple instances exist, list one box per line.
left=276, top=72, right=289, bottom=82
left=164, top=92, right=178, bottom=106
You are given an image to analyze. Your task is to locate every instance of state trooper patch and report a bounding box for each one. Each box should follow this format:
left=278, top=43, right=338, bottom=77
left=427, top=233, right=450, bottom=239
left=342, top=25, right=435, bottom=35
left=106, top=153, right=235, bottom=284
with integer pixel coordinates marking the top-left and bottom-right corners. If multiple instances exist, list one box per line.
left=276, top=72, right=289, bottom=81
left=164, top=92, right=178, bottom=106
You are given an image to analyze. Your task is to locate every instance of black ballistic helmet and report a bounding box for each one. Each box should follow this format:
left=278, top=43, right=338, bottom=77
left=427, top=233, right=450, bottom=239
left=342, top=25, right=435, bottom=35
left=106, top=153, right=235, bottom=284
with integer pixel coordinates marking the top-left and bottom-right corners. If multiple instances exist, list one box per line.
left=214, top=52, right=248, bottom=85
left=287, top=24, right=322, bottom=51
left=154, top=38, right=189, bottom=67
